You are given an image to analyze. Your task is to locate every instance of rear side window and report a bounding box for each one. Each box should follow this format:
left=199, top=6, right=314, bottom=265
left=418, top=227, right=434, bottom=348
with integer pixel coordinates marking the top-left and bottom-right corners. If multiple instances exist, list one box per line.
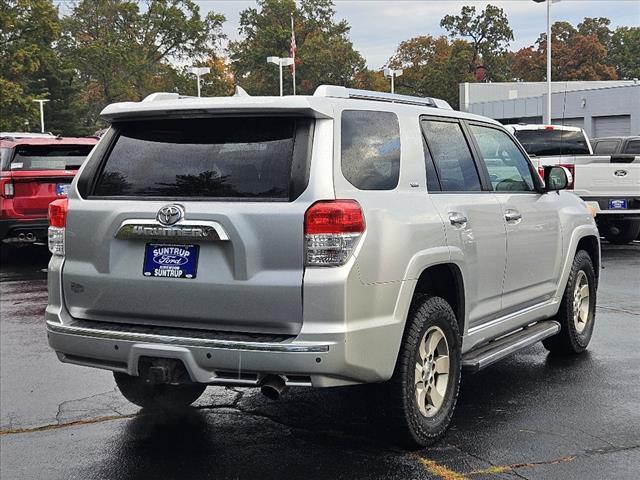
left=341, top=110, right=400, bottom=190
left=593, top=140, right=620, bottom=154
left=93, top=117, right=307, bottom=200
left=513, top=129, right=590, bottom=156
left=0, top=147, right=12, bottom=170
left=421, top=119, right=481, bottom=192
left=624, top=140, right=640, bottom=154
left=4, top=146, right=92, bottom=171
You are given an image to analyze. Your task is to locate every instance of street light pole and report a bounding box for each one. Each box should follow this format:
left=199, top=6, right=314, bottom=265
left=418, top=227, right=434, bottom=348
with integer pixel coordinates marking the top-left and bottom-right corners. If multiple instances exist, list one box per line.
left=534, top=0, right=556, bottom=124
left=383, top=68, right=403, bottom=94
left=187, top=67, right=211, bottom=97
left=32, top=99, right=49, bottom=133
left=267, top=57, right=294, bottom=96
left=546, top=0, right=552, bottom=124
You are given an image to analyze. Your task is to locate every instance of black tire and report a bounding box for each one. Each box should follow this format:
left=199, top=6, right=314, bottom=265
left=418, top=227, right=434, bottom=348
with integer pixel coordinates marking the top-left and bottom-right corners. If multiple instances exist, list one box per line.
left=601, top=219, right=640, bottom=245
left=114, top=372, right=206, bottom=410
left=543, top=250, right=596, bottom=355
left=380, top=295, right=462, bottom=448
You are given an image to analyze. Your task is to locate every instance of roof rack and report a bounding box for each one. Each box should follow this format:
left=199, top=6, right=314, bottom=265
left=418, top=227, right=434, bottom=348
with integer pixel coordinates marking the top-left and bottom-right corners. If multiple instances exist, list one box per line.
left=142, top=92, right=196, bottom=102
left=314, top=85, right=452, bottom=110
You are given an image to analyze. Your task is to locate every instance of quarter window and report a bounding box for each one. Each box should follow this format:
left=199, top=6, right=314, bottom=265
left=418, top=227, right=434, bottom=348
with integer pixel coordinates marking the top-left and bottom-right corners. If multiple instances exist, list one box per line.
left=421, top=120, right=481, bottom=192
left=470, top=125, right=535, bottom=192
left=593, top=140, right=620, bottom=155
left=341, top=110, right=400, bottom=190
left=624, top=140, right=640, bottom=155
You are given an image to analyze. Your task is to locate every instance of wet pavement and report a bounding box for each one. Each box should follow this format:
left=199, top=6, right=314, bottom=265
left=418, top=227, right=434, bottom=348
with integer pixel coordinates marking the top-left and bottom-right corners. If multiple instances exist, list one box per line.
left=1, top=243, right=639, bottom=480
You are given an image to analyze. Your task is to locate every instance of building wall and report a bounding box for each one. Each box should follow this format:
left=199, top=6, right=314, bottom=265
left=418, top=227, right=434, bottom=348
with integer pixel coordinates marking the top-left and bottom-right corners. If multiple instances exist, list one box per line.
left=461, top=82, right=640, bottom=139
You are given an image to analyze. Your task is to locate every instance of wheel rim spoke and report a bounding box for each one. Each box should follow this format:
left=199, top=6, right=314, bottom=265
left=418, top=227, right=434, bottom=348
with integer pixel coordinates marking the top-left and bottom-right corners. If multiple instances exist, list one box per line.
left=434, top=355, right=449, bottom=374
left=427, top=329, right=443, bottom=355
left=415, top=384, right=428, bottom=417
left=415, top=362, right=423, bottom=385
left=418, top=337, right=428, bottom=362
left=429, top=383, right=444, bottom=410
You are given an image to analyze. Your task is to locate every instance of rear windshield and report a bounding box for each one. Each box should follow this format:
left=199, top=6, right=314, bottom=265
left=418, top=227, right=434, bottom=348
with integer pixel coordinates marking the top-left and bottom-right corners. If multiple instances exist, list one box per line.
left=2, top=145, right=92, bottom=171
left=513, top=129, right=590, bottom=156
left=93, top=117, right=303, bottom=200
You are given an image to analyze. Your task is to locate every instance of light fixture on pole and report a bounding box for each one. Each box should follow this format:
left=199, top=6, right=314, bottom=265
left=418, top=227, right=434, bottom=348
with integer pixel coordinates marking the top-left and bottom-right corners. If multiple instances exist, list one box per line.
left=267, top=57, right=294, bottom=96
left=187, top=66, right=210, bottom=97
left=383, top=68, right=403, bottom=94
left=32, top=99, right=50, bottom=133
left=533, top=0, right=560, bottom=124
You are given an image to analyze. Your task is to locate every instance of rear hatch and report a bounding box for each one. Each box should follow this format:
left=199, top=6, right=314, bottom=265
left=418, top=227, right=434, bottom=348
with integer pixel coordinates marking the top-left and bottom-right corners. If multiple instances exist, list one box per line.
left=5, top=144, right=91, bottom=216
left=62, top=116, right=315, bottom=335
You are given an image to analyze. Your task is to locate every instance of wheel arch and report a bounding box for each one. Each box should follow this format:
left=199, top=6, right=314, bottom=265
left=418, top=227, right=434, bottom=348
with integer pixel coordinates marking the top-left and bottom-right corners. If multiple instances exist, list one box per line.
left=410, top=263, right=465, bottom=335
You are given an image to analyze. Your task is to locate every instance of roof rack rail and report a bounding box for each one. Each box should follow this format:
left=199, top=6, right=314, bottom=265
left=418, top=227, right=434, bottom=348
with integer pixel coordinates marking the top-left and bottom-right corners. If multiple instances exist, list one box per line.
left=142, top=92, right=196, bottom=102
left=313, top=85, right=452, bottom=110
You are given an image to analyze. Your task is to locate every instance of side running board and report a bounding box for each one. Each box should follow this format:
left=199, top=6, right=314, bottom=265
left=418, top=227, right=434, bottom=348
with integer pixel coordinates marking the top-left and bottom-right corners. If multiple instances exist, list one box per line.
left=462, top=321, right=560, bottom=373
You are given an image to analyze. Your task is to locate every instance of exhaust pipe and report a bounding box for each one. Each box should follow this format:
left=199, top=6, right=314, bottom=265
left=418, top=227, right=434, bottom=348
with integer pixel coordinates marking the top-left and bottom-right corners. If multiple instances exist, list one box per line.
left=18, top=233, right=25, bottom=241
left=259, top=375, right=288, bottom=400
left=26, top=232, right=35, bottom=241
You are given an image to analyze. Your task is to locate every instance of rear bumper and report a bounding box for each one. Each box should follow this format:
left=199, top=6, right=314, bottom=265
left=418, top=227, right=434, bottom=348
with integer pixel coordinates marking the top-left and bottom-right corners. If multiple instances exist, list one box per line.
left=46, top=255, right=404, bottom=388
left=0, top=218, right=48, bottom=243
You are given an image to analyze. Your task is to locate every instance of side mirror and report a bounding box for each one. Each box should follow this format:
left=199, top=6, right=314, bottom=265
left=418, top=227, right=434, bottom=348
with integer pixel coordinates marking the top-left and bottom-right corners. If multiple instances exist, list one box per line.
left=544, top=166, right=572, bottom=192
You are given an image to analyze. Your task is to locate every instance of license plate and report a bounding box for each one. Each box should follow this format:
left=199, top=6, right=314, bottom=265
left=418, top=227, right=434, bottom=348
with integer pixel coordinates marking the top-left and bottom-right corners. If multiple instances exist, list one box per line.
left=143, top=244, right=199, bottom=279
left=56, top=183, right=70, bottom=196
left=608, top=199, right=627, bottom=210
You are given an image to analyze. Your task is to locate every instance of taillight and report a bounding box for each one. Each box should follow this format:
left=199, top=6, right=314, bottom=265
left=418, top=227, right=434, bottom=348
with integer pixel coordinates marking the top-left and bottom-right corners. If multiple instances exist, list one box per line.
left=537, top=166, right=545, bottom=181
left=304, top=200, right=365, bottom=266
left=48, top=198, right=68, bottom=255
left=1, top=178, right=13, bottom=198
left=559, top=164, right=575, bottom=189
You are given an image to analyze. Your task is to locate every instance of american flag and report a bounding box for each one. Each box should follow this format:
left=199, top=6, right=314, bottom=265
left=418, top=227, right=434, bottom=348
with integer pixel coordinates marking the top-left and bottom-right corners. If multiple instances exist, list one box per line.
left=290, top=14, right=297, bottom=94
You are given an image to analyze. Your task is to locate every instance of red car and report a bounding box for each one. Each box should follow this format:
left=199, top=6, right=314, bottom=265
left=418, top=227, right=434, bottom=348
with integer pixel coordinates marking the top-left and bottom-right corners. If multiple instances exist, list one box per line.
left=0, top=133, right=98, bottom=259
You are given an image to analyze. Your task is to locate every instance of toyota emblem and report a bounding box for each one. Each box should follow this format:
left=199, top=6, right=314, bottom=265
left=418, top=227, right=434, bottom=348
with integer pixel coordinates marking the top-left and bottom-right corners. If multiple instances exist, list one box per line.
left=156, top=205, right=184, bottom=226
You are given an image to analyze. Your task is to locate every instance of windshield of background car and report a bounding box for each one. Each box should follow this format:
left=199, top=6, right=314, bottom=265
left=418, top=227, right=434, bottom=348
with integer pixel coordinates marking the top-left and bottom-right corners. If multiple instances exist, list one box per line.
left=514, top=129, right=590, bottom=156
left=4, top=145, right=93, bottom=171
left=92, top=117, right=301, bottom=200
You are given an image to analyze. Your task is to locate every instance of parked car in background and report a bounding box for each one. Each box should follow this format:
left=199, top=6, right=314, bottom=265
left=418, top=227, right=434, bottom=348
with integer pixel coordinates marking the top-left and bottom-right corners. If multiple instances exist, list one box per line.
left=1, top=133, right=98, bottom=260
left=592, top=136, right=640, bottom=156
left=506, top=125, right=640, bottom=245
left=46, top=87, right=599, bottom=447
left=505, top=124, right=593, bottom=157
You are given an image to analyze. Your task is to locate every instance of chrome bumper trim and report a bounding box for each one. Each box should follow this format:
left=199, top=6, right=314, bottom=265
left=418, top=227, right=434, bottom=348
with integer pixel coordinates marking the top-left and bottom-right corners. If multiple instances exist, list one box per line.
left=46, top=320, right=330, bottom=353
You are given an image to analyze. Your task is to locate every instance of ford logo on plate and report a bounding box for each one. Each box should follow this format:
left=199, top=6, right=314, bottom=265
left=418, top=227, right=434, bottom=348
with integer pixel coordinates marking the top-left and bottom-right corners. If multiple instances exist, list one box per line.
left=614, top=170, right=628, bottom=177
left=152, top=246, right=191, bottom=266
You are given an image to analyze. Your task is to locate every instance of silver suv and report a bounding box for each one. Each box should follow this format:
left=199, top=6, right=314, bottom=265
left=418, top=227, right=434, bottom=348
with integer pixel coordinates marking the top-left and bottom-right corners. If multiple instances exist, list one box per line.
left=46, top=86, right=600, bottom=447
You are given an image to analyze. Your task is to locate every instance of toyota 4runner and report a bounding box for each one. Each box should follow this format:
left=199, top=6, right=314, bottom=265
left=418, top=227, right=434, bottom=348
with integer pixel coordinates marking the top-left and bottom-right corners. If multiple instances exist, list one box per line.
left=46, top=86, right=600, bottom=447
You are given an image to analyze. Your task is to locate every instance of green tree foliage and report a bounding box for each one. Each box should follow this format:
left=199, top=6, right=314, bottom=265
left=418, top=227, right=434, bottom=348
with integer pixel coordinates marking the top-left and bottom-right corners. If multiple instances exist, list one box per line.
left=512, top=20, right=618, bottom=82
left=387, top=36, right=474, bottom=109
left=59, top=0, right=228, bottom=127
left=229, top=0, right=371, bottom=95
left=0, top=0, right=60, bottom=131
left=609, top=27, right=640, bottom=80
left=440, top=4, right=514, bottom=81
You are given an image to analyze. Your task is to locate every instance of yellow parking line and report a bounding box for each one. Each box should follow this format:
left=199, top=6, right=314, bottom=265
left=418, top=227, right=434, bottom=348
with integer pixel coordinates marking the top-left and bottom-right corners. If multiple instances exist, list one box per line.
left=413, top=454, right=468, bottom=480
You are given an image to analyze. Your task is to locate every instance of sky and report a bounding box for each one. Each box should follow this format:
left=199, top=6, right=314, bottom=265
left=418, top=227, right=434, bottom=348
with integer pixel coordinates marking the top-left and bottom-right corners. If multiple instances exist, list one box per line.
left=202, top=0, right=640, bottom=69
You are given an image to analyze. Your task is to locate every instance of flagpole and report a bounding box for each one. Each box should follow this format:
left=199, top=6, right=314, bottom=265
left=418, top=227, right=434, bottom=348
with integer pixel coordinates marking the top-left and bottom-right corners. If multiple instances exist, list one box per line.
left=291, top=14, right=296, bottom=95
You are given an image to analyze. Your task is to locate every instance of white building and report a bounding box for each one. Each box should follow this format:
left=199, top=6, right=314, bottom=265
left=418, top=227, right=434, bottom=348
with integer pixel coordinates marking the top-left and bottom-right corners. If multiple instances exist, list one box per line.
left=460, top=80, right=640, bottom=139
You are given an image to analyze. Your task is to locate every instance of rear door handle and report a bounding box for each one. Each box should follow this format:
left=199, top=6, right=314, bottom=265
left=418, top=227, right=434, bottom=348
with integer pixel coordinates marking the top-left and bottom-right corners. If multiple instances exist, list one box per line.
left=449, top=212, right=468, bottom=227
left=504, top=209, right=522, bottom=223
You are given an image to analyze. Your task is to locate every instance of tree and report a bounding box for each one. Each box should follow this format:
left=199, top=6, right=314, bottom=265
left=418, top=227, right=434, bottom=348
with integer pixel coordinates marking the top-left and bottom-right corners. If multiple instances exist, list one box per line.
left=229, top=0, right=369, bottom=95
left=386, top=35, right=474, bottom=108
left=0, top=0, right=60, bottom=131
left=440, top=4, right=513, bottom=81
left=59, top=0, right=227, bottom=127
left=512, top=20, right=617, bottom=82
left=609, top=27, right=640, bottom=79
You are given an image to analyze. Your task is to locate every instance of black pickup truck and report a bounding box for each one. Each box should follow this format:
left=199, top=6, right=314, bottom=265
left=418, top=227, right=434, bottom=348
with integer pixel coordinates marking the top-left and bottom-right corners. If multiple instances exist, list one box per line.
left=592, top=136, right=640, bottom=156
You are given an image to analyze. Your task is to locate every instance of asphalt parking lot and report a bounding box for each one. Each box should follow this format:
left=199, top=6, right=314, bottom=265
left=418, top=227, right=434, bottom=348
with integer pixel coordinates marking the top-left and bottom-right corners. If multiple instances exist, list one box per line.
left=1, top=242, right=639, bottom=480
